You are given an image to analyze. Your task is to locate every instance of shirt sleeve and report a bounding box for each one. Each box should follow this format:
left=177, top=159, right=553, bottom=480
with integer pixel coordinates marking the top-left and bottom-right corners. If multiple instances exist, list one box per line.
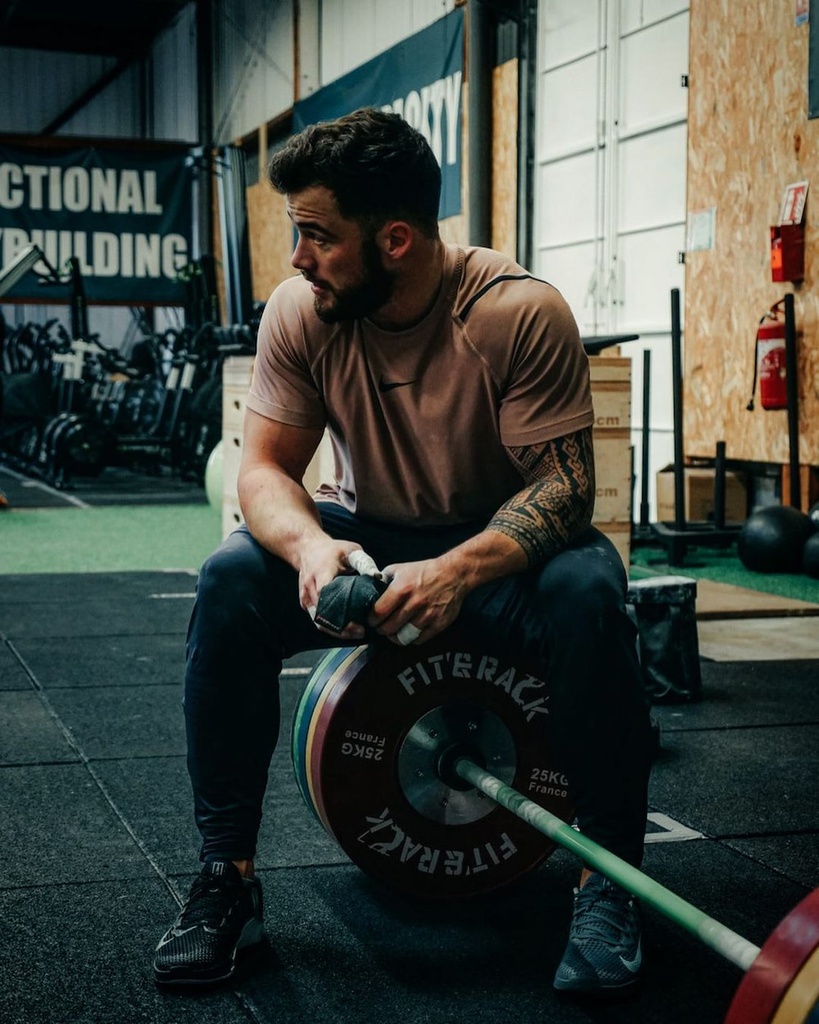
left=496, top=281, right=594, bottom=447
left=245, top=278, right=327, bottom=430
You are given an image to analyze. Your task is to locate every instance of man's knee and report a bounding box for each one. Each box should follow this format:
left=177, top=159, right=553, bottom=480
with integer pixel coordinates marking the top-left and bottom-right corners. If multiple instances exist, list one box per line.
left=192, top=531, right=291, bottom=652
left=198, top=527, right=289, bottom=608
left=534, top=532, right=628, bottom=624
left=199, top=531, right=255, bottom=598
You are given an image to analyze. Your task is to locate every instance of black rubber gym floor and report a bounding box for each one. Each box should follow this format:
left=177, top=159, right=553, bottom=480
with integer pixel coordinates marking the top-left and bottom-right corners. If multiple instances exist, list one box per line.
left=0, top=464, right=207, bottom=509
left=1, top=570, right=817, bottom=1024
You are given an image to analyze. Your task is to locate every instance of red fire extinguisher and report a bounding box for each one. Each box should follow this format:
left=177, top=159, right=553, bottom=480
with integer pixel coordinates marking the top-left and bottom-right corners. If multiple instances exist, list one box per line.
left=746, top=299, right=788, bottom=411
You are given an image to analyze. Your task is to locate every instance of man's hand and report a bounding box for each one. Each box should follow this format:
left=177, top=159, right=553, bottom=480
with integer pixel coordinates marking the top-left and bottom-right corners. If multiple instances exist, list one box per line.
left=299, top=539, right=370, bottom=639
left=368, top=557, right=468, bottom=646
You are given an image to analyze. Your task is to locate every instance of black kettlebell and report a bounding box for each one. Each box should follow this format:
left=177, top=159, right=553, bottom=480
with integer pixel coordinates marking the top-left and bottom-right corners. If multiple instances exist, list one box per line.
left=808, top=501, right=819, bottom=532
left=737, top=505, right=813, bottom=574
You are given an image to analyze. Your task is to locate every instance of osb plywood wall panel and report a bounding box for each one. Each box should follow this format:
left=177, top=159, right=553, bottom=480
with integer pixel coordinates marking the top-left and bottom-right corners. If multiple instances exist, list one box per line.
left=492, top=58, right=518, bottom=260
left=211, top=170, right=227, bottom=324
left=685, top=0, right=818, bottom=467
left=246, top=179, right=293, bottom=302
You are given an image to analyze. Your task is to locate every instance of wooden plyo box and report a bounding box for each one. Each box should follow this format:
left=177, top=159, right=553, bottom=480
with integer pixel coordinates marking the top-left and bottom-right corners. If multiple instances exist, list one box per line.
left=589, top=356, right=633, bottom=566
left=221, top=356, right=252, bottom=540
left=220, top=355, right=333, bottom=540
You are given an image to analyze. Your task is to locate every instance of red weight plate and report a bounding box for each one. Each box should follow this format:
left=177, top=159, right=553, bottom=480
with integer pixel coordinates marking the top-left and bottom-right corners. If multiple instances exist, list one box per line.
left=725, top=888, right=819, bottom=1024
left=770, top=944, right=819, bottom=1023
left=312, top=625, right=573, bottom=900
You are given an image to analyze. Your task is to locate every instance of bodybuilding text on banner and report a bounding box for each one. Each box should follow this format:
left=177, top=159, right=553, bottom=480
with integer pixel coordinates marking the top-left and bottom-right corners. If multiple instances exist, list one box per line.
left=0, top=144, right=194, bottom=305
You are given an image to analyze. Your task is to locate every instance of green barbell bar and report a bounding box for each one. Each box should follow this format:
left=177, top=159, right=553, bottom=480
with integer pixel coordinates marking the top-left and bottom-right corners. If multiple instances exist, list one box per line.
left=452, top=755, right=759, bottom=969
left=294, top=633, right=819, bottom=1022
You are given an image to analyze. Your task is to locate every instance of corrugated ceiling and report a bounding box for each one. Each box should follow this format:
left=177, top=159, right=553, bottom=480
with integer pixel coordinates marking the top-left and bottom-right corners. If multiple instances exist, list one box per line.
left=0, top=1, right=192, bottom=58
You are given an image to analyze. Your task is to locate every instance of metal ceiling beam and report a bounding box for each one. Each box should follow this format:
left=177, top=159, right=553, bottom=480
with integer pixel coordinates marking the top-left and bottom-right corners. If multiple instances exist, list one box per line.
left=39, top=54, right=138, bottom=134
left=30, top=2, right=194, bottom=134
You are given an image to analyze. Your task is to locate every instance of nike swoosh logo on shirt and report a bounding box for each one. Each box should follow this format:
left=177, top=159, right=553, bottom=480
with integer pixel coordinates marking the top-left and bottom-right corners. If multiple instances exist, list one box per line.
left=378, top=376, right=418, bottom=393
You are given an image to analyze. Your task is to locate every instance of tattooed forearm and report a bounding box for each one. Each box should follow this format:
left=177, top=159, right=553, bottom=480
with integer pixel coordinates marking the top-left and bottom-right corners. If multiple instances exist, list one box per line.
left=487, top=427, right=596, bottom=566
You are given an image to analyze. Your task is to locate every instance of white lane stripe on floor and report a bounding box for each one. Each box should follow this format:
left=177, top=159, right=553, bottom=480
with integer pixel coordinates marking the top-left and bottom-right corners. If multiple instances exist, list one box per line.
left=4, top=465, right=91, bottom=509
left=645, top=811, right=705, bottom=843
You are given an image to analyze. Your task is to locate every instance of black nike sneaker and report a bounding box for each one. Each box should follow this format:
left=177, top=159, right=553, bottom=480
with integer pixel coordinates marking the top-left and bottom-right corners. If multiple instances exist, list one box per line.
left=153, top=860, right=264, bottom=987
left=553, top=873, right=642, bottom=997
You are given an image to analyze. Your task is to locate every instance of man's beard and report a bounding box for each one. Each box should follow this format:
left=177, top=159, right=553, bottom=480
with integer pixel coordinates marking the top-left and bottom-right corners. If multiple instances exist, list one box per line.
left=313, top=235, right=395, bottom=324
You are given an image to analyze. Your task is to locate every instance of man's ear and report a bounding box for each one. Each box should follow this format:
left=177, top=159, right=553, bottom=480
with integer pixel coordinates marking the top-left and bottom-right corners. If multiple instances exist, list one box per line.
left=376, top=220, right=413, bottom=261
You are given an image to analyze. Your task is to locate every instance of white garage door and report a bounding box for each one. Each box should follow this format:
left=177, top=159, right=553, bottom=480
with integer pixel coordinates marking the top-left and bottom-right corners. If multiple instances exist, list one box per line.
left=534, top=0, right=689, bottom=521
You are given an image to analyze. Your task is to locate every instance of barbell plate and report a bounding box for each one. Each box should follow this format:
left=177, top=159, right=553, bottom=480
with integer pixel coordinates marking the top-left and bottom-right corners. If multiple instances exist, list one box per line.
left=307, top=645, right=374, bottom=835
left=725, top=888, right=819, bottom=1024
left=292, top=647, right=346, bottom=817
left=293, top=626, right=573, bottom=899
left=769, top=944, right=819, bottom=1024
left=304, top=647, right=369, bottom=829
left=291, top=646, right=354, bottom=822
left=294, top=646, right=370, bottom=830
left=294, top=645, right=381, bottom=834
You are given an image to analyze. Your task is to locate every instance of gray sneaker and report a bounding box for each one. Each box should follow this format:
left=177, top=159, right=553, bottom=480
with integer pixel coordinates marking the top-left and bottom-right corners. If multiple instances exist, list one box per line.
left=553, top=873, right=642, bottom=996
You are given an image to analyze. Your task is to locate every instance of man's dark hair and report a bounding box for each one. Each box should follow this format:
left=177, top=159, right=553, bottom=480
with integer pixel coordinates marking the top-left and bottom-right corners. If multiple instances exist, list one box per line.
left=268, top=108, right=441, bottom=237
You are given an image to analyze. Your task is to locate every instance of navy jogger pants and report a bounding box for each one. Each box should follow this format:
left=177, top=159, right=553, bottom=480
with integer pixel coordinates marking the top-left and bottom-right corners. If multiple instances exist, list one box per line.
left=184, top=504, right=654, bottom=869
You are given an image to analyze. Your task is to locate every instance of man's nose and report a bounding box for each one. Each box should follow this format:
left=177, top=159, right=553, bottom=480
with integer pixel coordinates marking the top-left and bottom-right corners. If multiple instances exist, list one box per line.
left=291, top=236, right=312, bottom=271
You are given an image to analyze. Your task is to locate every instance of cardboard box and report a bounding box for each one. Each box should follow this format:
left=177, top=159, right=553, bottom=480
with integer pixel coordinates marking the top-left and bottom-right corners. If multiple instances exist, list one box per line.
left=656, top=466, right=748, bottom=524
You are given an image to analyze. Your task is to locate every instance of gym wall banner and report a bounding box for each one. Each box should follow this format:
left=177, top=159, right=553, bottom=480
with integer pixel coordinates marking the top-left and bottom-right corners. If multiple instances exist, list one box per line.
left=293, top=8, right=464, bottom=221
left=0, top=145, right=194, bottom=305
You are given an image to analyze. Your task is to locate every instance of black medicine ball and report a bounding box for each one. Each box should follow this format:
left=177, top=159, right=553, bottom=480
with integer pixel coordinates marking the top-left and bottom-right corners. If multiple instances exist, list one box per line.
left=737, top=505, right=813, bottom=574
left=803, top=533, right=819, bottom=579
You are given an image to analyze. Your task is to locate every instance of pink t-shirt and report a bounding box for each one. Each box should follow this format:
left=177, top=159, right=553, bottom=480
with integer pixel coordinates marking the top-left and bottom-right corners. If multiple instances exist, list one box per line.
left=247, top=244, right=593, bottom=526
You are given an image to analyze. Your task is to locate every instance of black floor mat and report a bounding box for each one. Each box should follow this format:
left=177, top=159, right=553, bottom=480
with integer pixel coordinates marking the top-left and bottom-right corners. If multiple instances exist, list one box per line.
left=1, top=571, right=817, bottom=1024
left=0, top=462, right=206, bottom=509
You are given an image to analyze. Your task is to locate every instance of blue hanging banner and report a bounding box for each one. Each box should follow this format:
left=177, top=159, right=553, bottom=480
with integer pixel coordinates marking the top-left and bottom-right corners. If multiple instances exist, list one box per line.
left=810, top=4, right=819, bottom=118
left=0, top=144, right=194, bottom=304
left=293, top=8, right=464, bottom=220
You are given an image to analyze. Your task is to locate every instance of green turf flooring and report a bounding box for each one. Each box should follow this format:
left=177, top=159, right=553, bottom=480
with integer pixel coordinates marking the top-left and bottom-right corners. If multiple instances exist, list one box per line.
left=0, top=504, right=222, bottom=574
left=2, top=503, right=818, bottom=607
left=630, top=539, right=819, bottom=603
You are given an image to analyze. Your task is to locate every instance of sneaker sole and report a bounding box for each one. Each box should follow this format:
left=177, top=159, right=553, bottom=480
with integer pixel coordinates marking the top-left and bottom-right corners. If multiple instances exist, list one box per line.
left=153, top=917, right=265, bottom=988
left=554, top=974, right=642, bottom=1000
